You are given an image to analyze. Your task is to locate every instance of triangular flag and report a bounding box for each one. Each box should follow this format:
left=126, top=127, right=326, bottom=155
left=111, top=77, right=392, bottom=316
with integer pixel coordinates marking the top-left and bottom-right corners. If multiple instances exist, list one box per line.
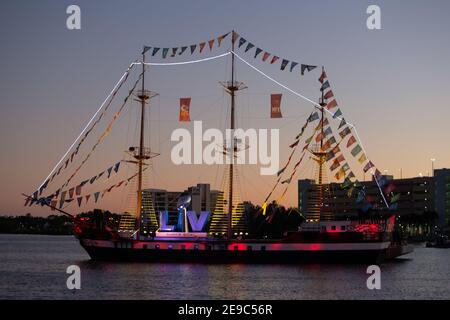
left=190, top=45, right=197, bottom=54
left=142, top=46, right=151, bottom=54
left=338, top=118, right=347, bottom=129
left=245, top=42, right=254, bottom=52
left=152, top=48, right=160, bottom=56
left=320, top=80, right=330, bottom=91
left=254, top=48, right=263, bottom=58
left=347, top=136, right=357, bottom=148
left=319, top=69, right=327, bottom=83
left=358, top=153, right=367, bottom=164
left=199, top=42, right=206, bottom=53
left=208, top=39, right=215, bottom=50
left=77, top=197, right=83, bottom=207
left=351, top=145, right=363, bottom=157
left=289, top=140, right=300, bottom=148
left=289, top=62, right=299, bottom=72
left=238, top=37, right=247, bottom=48
left=114, top=161, right=121, bottom=173
left=94, top=192, right=100, bottom=203
left=179, top=46, right=188, bottom=55
left=301, top=64, right=317, bottom=75
left=90, top=176, right=96, bottom=184
left=69, top=188, right=74, bottom=198
left=162, top=48, right=169, bottom=58
left=324, top=90, right=334, bottom=100
left=363, top=161, right=375, bottom=173
left=171, top=48, right=178, bottom=57
left=280, top=59, right=289, bottom=71
left=270, top=56, right=279, bottom=64
left=85, top=194, right=91, bottom=203
left=107, top=166, right=113, bottom=178
left=217, top=32, right=230, bottom=47
left=262, top=52, right=270, bottom=62
left=333, top=108, right=342, bottom=119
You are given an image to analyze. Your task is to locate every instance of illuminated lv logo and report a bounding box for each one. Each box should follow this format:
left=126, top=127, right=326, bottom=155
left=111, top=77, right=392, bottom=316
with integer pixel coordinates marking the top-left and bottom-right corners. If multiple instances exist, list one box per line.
left=187, top=211, right=210, bottom=232
left=159, top=211, right=210, bottom=232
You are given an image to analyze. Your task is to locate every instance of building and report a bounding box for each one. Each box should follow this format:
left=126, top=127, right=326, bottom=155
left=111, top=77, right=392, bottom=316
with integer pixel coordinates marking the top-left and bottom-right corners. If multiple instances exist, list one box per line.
left=434, top=168, right=450, bottom=226
left=298, top=175, right=436, bottom=221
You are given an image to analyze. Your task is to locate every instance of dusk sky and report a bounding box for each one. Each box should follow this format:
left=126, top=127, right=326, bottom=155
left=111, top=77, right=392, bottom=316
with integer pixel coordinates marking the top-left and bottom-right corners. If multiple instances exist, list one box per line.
left=1, top=0, right=450, bottom=216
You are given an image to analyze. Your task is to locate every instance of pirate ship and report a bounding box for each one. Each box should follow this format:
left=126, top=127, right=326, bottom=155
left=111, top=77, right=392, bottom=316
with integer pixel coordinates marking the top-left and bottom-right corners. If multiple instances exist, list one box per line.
left=25, top=31, right=412, bottom=263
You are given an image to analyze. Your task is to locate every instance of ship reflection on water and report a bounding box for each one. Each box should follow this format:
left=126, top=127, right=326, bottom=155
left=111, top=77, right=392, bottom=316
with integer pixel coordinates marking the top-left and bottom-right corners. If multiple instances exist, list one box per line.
left=1, top=234, right=449, bottom=300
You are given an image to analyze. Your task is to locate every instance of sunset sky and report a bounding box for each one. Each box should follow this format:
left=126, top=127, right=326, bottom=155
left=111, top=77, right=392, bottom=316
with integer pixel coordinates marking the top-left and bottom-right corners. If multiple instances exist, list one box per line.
left=1, top=0, right=449, bottom=216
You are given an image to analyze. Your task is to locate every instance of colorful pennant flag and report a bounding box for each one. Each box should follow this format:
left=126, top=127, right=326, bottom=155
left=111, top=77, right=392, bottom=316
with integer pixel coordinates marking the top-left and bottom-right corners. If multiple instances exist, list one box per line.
left=190, top=45, right=197, bottom=54
left=333, top=108, right=342, bottom=119
left=358, top=153, right=367, bottom=164
left=308, top=112, right=319, bottom=122
left=245, top=42, right=255, bottom=52
left=162, top=48, right=169, bottom=59
left=280, top=59, right=289, bottom=70
left=301, top=64, right=317, bottom=75
left=262, top=52, right=270, bottom=62
left=351, top=144, right=363, bottom=157
left=319, top=69, right=327, bottom=83
left=339, top=127, right=351, bottom=138
left=347, top=136, right=356, bottom=148
left=324, top=90, right=334, bottom=100
left=199, top=42, right=206, bottom=53
left=254, top=48, right=263, bottom=58
left=327, top=100, right=338, bottom=110
left=239, top=38, right=247, bottom=48
left=208, top=39, right=215, bottom=50
left=363, top=161, right=375, bottom=173
left=270, top=56, right=279, bottom=64
left=289, top=62, right=298, bottom=72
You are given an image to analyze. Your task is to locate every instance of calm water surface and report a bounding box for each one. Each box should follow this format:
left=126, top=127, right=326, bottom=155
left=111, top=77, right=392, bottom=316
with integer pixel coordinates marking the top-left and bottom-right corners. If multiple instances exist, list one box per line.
left=0, top=234, right=449, bottom=300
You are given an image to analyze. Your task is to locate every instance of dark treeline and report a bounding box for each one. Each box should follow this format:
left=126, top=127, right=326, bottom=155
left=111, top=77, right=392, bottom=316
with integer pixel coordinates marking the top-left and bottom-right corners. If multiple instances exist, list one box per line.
left=0, top=214, right=73, bottom=235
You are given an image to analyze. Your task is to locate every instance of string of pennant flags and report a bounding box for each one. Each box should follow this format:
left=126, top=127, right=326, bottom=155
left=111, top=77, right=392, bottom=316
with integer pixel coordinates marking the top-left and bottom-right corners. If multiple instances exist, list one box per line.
left=57, top=168, right=146, bottom=210
left=36, top=70, right=144, bottom=201
left=41, top=65, right=134, bottom=197
left=232, top=31, right=317, bottom=76
left=25, top=161, right=123, bottom=208
left=316, top=68, right=399, bottom=211
left=142, top=31, right=317, bottom=77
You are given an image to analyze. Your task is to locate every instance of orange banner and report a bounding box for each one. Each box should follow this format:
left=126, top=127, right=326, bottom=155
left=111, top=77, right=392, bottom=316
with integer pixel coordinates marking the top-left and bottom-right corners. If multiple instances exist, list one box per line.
left=179, top=98, right=191, bottom=122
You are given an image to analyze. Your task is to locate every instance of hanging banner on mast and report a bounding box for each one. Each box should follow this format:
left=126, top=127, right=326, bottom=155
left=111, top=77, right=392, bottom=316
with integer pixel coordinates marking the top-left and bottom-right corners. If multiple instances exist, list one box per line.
left=179, top=98, right=191, bottom=122
left=270, top=94, right=283, bottom=118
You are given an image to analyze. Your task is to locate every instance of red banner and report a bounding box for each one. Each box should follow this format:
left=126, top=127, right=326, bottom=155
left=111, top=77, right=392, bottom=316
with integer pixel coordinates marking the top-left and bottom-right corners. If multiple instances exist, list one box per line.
left=179, top=98, right=191, bottom=122
left=270, top=94, right=282, bottom=118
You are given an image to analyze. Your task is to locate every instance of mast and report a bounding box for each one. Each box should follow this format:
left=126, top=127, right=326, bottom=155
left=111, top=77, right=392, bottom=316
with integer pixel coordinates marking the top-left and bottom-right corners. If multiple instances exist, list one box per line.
left=133, top=49, right=158, bottom=239
left=222, top=30, right=246, bottom=240
left=228, top=32, right=236, bottom=240
left=136, top=50, right=146, bottom=239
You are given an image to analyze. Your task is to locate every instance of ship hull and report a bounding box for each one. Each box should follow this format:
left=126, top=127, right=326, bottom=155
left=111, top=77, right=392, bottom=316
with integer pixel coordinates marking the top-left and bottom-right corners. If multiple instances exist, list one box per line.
left=79, top=238, right=412, bottom=264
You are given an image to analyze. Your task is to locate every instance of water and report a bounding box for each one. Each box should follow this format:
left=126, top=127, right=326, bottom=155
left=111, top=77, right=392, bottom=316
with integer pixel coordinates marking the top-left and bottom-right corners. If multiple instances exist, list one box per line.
left=0, top=234, right=449, bottom=300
